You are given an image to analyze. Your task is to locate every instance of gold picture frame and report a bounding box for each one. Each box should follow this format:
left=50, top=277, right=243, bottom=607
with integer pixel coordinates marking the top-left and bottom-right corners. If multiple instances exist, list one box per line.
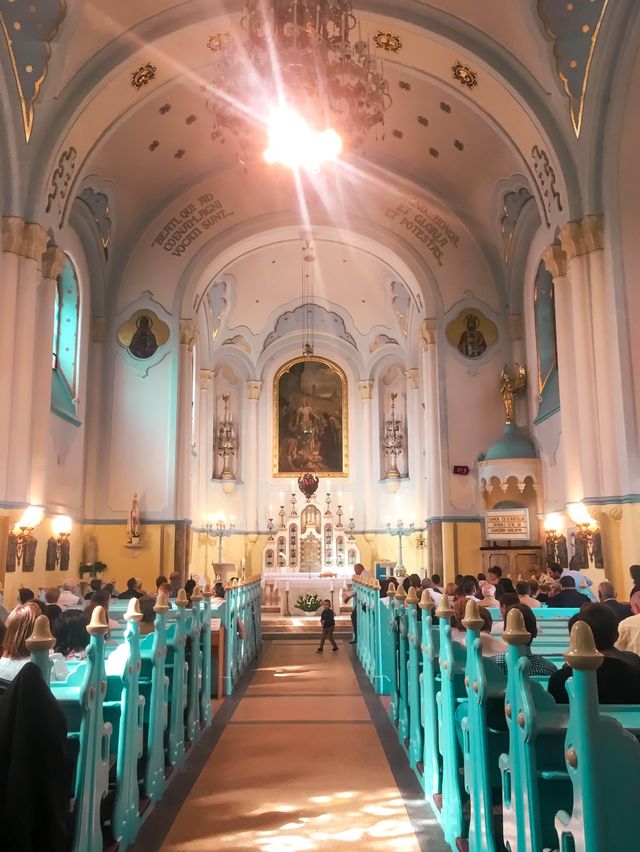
left=273, top=356, right=348, bottom=477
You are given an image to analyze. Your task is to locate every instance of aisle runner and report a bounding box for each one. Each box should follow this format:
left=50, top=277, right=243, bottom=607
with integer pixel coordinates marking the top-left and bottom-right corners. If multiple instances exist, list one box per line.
left=159, top=640, right=446, bottom=852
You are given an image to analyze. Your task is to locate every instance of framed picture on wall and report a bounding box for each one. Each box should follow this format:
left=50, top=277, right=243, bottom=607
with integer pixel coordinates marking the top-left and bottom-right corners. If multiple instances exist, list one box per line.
left=273, top=357, right=348, bottom=476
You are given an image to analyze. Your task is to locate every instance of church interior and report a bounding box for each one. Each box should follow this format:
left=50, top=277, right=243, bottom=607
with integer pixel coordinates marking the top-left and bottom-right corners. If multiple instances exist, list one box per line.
left=1, top=1, right=640, bottom=850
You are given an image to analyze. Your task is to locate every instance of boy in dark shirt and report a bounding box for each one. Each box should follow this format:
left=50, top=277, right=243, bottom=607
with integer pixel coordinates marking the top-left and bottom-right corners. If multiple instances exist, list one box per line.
left=316, top=599, right=339, bottom=653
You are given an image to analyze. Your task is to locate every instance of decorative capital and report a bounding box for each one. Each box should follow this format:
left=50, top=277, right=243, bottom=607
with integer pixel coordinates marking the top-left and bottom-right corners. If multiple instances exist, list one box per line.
left=41, top=245, right=66, bottom=281
left=247, top=379, right=263, bottom=400
left=358, top=380, right=374, bottom=401
left=506, top=314, right=524, bottom=343
left=420, top=318, right=438, bottom=349
left=1, top=217, right=48, bottom=261
left=559, top=215, right=604, bottom=261
left=91, top=316, right=108, bottom=343
left=404, top=368, right=419, bottom=390
left=542, top=242, right=568, bottom=279
left=179, top=318, right=198, bottom=348
left=200, top=368, right=214, bottom=390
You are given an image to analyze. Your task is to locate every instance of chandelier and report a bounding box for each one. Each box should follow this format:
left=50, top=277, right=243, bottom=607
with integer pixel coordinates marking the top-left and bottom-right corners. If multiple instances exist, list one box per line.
left=206, top=0, right=391, bottom=162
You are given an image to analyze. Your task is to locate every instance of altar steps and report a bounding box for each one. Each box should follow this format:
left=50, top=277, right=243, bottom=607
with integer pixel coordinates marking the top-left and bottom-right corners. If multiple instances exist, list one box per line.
left=262, top=614, right=353, bottom=640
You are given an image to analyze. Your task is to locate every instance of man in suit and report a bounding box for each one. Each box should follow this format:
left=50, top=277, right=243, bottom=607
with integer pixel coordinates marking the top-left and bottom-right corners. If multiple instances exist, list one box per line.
left=597, top=580, right=632, bottom=623
left=547, top=575, right=589, bottom=609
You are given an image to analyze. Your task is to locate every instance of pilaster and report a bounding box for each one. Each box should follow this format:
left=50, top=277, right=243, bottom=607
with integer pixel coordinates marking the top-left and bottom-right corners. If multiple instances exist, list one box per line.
left=358, top=379, right=375, bottom=529
left=245, top=380, right=263, bottom=531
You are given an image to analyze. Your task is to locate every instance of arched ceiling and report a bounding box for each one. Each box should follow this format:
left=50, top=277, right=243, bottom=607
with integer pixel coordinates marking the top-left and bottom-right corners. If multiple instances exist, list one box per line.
left=1, top=0, right=629, bottom=309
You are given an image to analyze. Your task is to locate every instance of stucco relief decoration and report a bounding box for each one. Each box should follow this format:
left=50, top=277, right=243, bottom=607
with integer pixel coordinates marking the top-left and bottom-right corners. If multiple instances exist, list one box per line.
left=262, top=304, right=357, bottom=352
left=131, top=62, right=157, bottom=89
left=390, top=280, right=411, bottom=337
left=117, top=309, right=170, bottom=361
left=537, top=0, right=609, bottom=138
left=77, top=187, right=112, bottom=260
left=0, top=0, right=67, bottom=142
left=45, top=146, right=77, bottom=227
left=373, top=31, right=402, bottom=52
left=370, top=333, right=399, bottom=353
left=205, top=280, right=228, bottom=341
left=446, top=308, right=498, bottom=359
left=531, top=145, right=563, bottom=227
left=222, top=335, right=252, bottom=354
left=452, top=61, right=478, bottom=89
left=500, top=186, right=534, bottom=262
left=207, top=32, right=232, bottom=52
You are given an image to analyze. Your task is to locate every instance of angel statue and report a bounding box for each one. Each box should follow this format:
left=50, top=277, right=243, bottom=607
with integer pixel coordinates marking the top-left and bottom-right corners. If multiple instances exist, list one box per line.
left=499, top=364, right=527, bottom=425
left=128, top=494, right=141, bottom=542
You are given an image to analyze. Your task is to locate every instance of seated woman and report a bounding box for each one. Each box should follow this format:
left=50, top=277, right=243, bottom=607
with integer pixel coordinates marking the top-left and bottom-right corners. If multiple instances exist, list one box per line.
left=54, top=609, right=90, bottom=658
left=0, top=602, right=40, bottom=681
left=84, top=589, right=118, bottom=629
left=491, top=603, right=557, bottom=677
left=184, top=578, right=197, bottom=605
left=451, top=600, right=506, bottom=655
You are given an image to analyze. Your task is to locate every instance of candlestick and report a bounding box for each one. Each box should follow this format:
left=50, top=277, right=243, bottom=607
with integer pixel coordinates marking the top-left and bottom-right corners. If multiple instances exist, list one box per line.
left=336, top=504, right=344, bottom=529
left=290, top=491, right=298, bottom=517
left=325, top=492, right=333, bottom=517
left=279, top=505, right=286, bottom=529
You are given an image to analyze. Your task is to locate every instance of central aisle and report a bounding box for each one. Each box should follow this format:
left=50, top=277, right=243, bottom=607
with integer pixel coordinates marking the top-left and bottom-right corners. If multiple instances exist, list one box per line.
left=156, top=639, right=447, bottom=852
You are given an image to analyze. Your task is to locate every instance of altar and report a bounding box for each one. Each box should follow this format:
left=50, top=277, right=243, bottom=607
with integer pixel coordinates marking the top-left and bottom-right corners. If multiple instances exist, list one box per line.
left=262, top=571, right=352, bottom=615
left=262, top=502, right=360, bottom=573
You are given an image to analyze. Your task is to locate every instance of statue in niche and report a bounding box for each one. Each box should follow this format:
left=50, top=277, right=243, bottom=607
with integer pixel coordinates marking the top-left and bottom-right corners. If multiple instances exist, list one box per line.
left=129, top=315, right=158, bottom=359
left=83, top=533, right=99, bottom=566
left=500, top=364, right=527, bottom=424
left=128, top=494, right=141, bottom=543
left=457, top=313, right=487, bottom=358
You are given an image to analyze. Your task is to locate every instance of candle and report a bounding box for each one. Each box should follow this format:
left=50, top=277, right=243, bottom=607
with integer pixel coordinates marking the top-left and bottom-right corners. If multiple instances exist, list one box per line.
left=330, top=581, right=334, bottom=592
left=280, top=492, right=284, bottom=505
left=349, top=504, right=354, bottom=517
left=268, top=504, right=273, bottom=518
left=286, top=581, right=290, bottom=592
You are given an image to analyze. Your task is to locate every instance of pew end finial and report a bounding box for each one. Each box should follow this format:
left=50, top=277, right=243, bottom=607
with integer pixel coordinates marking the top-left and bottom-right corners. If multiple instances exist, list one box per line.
left=435, top=593, right=454, bottom=619
left=191, top=585, right=203, bottom=604
left=394, top=584, right=407, bottom=605
left=405, top=586, right=418, bottom=605
left=462, top=598, right=484, bottom=631
left=387, top=582, right=397, bottom=597
left=565, top=620, right=604, bottom=670
left=125, top=597, right=143, bottom=623
left=202, top=584, right=213, bottom=598
left=154, top=591, right=170, bottom=613
left=176, top=588, right=189, bottom=608
left=503, top=607, right=530, bottom=645
left=87, top=605, right=109, bottom=636
left=26, top=614, right=56, bottom=652
left=418, top=589, right=435, bottom=611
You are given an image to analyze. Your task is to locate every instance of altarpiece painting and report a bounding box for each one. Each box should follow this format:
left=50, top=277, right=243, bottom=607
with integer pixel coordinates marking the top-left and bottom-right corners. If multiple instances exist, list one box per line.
left=274, top=357, right=348, bottom=476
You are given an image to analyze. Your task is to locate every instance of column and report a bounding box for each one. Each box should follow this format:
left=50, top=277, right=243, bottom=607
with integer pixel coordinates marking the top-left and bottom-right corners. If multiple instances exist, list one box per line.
left=0, top=218, right=23, bottom=497
left=197, top=369, right=214, bottom=521
left=246, top=380, right=262, bottom=533
left=176, top=319, right=198, bottom=520
left=358, top=380, right=375, bottom=531
left=421, top=319, right=444, bottom=518
left=404, top=366, right=422, bottom=501
left=542, top=243, right=584, bottom=503
left=506, top=315, right=527, bottom=426
left=83, top=317, right=108, bottom=518
left=5, top=220, right=49, bottom=502
left=29, top=245, right=66, bottom=504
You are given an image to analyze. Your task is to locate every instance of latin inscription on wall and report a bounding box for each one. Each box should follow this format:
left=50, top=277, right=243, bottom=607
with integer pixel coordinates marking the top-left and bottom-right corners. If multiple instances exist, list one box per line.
left=151, top=194, right=234, bottom=257
left=385, top=196, right=459, bottom=267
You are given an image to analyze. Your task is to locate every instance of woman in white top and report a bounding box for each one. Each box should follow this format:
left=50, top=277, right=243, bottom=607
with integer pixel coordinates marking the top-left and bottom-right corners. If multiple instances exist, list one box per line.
left=0, top=601, right=40, bottom=681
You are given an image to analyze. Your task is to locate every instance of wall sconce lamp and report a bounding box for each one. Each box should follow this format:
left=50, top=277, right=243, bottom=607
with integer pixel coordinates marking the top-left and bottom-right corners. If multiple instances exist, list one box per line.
left=567, top=502, right=602, bottom=569
left=11, top=506, right=45, bottom=569
left=543, top=512, right=568, bottom=569
left=48, top=515, right=72, bottom=570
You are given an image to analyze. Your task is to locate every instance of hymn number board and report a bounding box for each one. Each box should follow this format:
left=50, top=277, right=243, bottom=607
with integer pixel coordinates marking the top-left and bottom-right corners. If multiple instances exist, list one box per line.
left=485, top=509, right=530, bottom=541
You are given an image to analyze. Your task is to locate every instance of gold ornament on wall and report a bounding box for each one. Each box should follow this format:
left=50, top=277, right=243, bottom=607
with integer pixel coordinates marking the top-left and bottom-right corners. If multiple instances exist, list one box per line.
left=374, top=31, right=402, bottom=53
left=452, top=61, right=478, bottom=89
left=131, top=62, right=157, bottom=89
left=500, top=365, right=527, bottom=425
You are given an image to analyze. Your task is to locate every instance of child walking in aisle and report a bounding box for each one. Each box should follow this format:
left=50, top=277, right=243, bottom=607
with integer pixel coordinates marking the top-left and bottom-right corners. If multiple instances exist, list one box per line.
left=316, top=599, right=339, bottom=652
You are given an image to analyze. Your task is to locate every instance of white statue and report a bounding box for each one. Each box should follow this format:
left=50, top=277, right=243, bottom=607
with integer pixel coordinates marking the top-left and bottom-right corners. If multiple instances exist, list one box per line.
left=128, top=493, right=140, bottom=541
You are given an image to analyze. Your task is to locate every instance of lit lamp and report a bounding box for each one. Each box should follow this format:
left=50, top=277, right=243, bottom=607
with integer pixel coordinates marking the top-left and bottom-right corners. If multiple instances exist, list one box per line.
left=567, top=502, right=601, bottom=569
left=543, top=512, right=568, bottom=569
left=205, top=512, right=236, bottom=563
left=10, top=506, right=45, bottom=570
left=47, top=515, right=72, bottom=571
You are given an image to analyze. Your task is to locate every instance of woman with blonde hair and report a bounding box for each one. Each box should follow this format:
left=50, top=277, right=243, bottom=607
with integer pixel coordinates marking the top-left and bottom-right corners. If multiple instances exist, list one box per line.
left=0, top=601, right=40, bottom=681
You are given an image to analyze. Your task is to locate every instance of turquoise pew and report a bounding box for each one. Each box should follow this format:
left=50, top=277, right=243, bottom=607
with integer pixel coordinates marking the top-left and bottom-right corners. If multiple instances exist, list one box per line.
left=166, top=589, right=189, bottom=766
left=109, top=598, right=145, bottom=848
left=143, top=592, right=170, bottom=803
left=354, top=578, right=394, bottom=694
left=200, top=587, right=213, bottom=726
left=499, top=608, right=573, bottom=852
left=460, top=600, right=508, bottom=852
left=555, top=621, right=640, bottom=852
left=435, top=594, right=468, bottom=848
left=52, top=606, right=112, bottom=852
left=405, top=587, right=423, bottom=770
left=418, top=590, right=441, bottom=803
left=186, top=587, right=203, bottom=743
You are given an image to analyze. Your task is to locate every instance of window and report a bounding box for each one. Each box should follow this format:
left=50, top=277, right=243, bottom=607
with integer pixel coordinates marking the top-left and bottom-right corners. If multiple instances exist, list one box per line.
left=51, top=256, right=81, bottom=425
